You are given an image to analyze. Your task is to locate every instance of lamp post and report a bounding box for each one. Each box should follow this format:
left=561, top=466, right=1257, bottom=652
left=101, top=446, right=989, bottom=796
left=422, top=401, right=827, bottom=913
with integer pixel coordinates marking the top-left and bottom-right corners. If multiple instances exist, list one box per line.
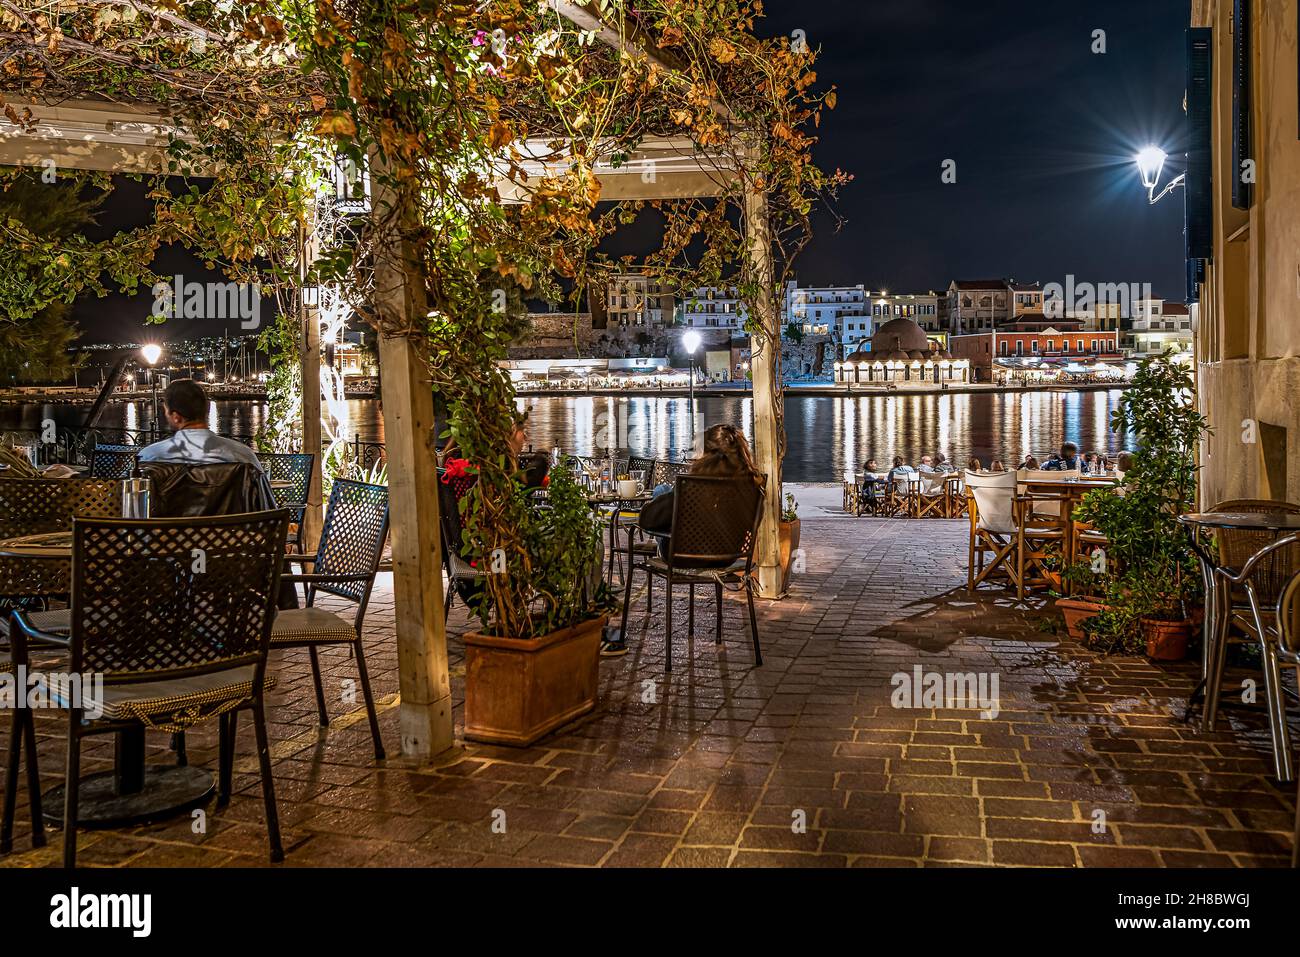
left=1135, top=145, right=1185, bottom=205
left=682, top=328, right=701, bottom=441
left=140, top=343, right=162, bottom=437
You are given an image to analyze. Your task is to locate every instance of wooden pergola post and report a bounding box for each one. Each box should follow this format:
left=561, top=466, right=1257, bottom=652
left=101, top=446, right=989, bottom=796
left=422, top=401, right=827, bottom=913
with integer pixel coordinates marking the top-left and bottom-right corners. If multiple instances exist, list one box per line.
left=298, top=220, right=324, bottom=549
left=370, top=158, right=454, bottom=757
left=744, top=180, right=784, bottom=598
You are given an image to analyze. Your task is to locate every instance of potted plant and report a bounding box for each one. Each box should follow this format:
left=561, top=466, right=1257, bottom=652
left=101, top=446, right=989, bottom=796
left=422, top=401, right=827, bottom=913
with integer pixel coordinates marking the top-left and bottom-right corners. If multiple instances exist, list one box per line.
left=1053, top=560, right=1107, bottom=641
left=1072, top=355, right=1207, bottom=659
left=460, top=461, right=615, bottom=746
left=779, top=491, right=801, bottom=592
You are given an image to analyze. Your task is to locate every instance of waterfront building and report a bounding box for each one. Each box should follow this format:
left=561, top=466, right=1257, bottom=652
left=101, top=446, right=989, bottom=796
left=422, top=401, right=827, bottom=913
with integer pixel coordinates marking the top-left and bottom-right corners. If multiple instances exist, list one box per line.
left=945, top=279, right=1011, bottom=334
left=605, top=271, right=674, bottom=327
left=949, top=315, right=1122, bottom=384
left=832, top=316, right=970, bottom=385
left=1125, top=299, right=1193, bottom=359
left=679, top=287, right=749, bottom=330
left=783, top=280, right=869, bottom=340
left=1009, top=282, right=1045, bottom=318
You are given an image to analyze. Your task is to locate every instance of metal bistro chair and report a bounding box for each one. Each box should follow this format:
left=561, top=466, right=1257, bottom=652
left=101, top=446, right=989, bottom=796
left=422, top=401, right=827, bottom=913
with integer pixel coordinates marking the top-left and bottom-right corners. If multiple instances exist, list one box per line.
left=650, top=459, right=692, bottom=489
left=1202, top=499, right=1300, bottom=741
left=619, top=475, right=765, bottom=673
left=1272, top=569, right=1300, bottom=865
left=3, top=510, right=290, bottom=867
left=87, top=443, right=139, bottom=480
left=0, top=477, right=122, bottom=639
left=271, top=479, right=390, bottom=759
left=257, top=453, right=315, bottom=548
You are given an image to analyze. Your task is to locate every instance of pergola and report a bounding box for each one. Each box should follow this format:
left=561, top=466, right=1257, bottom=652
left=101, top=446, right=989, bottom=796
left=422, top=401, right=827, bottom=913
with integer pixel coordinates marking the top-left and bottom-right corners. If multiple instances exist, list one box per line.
left=0, top=8, right=788, bottom=759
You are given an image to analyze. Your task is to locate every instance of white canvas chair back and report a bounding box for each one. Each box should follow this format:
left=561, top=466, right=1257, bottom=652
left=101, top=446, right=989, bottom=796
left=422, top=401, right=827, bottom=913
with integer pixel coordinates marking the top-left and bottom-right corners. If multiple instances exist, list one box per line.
left=891, top=470, right=915, bottom=495
left=1015, top=468, right=1078, bottom=517
left=920, top=471, right=947, bottom=497
left=966, top=469, right=1018, bottom=535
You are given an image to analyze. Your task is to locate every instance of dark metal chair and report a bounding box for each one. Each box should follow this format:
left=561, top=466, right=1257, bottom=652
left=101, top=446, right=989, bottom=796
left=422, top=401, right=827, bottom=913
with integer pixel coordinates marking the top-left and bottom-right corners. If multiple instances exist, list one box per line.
left=618, top=475, right=765, bottom=673
left=1273, top=568, right=1300, bottom=865
left=0, top=477, right=121, bottom=630
left=87, top=443, right=138, bottom=480
left=257, top=453, right=315, bottom=547
left=437, top=468, right=483, bottom=617
left=2, top=510, right=290, bottom=867
left=651, top=459, right=692, bottom=488
left=270, top=479, right=390, bottom=759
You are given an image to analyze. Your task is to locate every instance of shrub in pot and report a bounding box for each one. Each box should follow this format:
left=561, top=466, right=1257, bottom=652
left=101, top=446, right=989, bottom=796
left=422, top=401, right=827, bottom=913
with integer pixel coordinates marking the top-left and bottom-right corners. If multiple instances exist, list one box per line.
left=1071, top=355, right=1207, bottom=659
left=779, top=491, right=801, bottom=593
left=458, top=460, right=615, bottom=746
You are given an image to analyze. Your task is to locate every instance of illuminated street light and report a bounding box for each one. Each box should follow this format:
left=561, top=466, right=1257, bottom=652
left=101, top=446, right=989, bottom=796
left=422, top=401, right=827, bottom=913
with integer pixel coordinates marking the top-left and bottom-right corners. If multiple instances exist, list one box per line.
left=140, top=343, right=163, bottom=436
left=1135, top=145, right=1185, bottom=204
left=682, top=329, right=701, bottom=440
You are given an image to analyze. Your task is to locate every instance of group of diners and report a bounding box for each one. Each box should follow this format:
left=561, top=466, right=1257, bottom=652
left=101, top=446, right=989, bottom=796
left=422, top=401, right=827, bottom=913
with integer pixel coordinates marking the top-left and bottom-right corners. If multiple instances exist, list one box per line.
left=861, top=441, right=1132, bottom=488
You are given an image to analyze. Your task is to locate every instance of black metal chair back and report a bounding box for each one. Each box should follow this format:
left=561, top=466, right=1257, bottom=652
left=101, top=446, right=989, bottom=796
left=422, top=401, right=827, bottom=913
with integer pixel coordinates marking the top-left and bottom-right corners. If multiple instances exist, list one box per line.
left=88, top=444, right=139, bottom=479
left=628, top=456, right=656, bottom=478
left=667, top=475, right=765, bottom=570
left=309, top=479, right=389, bottom=605
left=652, top=460, right=692, bottom=488
left=68, top=511, right=288, bottom=683
left=257, top=453, right=314, bottom=513
left=0, top=477, right=122, bottom=600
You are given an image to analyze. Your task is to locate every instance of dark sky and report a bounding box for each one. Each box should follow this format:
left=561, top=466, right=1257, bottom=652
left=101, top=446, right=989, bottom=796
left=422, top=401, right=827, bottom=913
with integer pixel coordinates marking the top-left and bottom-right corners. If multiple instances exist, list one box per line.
left=76, top=0, right=1190, bottom=342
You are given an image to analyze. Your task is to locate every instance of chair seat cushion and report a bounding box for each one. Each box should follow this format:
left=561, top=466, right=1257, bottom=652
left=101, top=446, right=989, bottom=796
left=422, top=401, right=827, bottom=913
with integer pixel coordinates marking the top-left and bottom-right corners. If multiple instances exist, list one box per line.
left=271, top=606, right=358, bottom=644
left=0, top=607, right=72, bottom=640
left=50, top=664, right=273, bottom=729
left=645, top=557, right=748, bottom=582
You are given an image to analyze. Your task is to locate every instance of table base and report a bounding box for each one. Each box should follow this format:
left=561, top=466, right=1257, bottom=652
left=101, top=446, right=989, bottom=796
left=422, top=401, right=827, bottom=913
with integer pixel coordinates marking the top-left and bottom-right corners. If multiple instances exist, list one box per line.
left=42, top=765, right=215, bottom=829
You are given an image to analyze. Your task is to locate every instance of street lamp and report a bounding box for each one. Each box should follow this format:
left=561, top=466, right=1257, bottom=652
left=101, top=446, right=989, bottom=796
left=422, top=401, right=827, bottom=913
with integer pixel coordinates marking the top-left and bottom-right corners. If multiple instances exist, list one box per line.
left=140, top=343, right=162, bottom=437
left=682, top=328, right=701, bottom=440
left=1135, top=145, right=1185, bottom=204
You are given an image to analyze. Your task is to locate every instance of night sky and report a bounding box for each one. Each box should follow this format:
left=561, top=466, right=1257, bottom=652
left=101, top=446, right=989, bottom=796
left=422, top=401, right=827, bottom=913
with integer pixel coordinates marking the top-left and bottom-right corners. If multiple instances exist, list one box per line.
left=75, top=0, right=1189, bottom=342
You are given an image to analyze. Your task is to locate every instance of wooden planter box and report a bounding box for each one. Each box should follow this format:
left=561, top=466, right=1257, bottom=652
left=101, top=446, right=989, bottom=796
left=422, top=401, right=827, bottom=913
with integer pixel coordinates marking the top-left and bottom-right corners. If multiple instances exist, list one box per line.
left=779, top=518, right=801, bottom=593
left=463, top=615, right=606, bottom=747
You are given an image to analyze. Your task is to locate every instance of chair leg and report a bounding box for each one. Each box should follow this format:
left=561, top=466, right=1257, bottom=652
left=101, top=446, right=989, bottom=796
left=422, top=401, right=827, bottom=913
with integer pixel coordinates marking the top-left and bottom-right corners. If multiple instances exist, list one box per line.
left=307, top=646, right=329, bottom=727
left=715, top=582, right=724, bottom=645
left=443, top=582, right=453, bottom=618
left=688, top=584, right=695, bottom=639
left=1203, top=582, right=1233, bottom=732
left=250, top=700, right=284, bottom=864
left=2, top=712, right=22, bottom=854
left=1016, top=529, right=1027, bottom=602
left=1260, top=641, right=1294, bottom=782
left=353, top=640, right=386, bottom=761
left=62, top=724, right=80, bottom=868
left=20, top=705, right=43, bottom=846
left=967, top=531, right=976, bottom=592
left=665, top=578, right=674, bottom=673
left=172, top=731, right=188, bottom=767
left=619, top=546, right=637, bottom=639
left=746, top=578, right=762, bottom=667
left=217, top=712, right=234, bottom=806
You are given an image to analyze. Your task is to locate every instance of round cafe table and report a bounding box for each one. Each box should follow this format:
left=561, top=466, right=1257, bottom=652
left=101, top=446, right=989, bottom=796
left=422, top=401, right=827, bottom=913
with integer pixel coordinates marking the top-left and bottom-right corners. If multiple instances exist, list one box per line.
left=1177, top=512, right=1300, bottom=775
left=0, top=531, right=216, bottom=827
left=587, top=491, right=654, bottom=584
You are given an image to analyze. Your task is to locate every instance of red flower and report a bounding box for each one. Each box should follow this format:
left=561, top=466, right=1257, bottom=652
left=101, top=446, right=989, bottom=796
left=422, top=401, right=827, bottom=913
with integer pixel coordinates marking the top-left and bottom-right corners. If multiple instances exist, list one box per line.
left=541, top=474, right=550, bottom=487
left=442, top=458, right=472, bottom=482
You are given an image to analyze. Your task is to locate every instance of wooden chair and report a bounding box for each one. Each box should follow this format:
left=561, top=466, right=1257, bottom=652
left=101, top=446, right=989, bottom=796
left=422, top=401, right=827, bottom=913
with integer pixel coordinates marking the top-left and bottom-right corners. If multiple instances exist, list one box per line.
left=966, top=470, right=1019, bottom=591
left=915, top=471, right=948, bottom=519
left=2, top=510, right=289, bottom=867
left=618, top=475, right=765, bottom=673
left=271, top=479, right=390, bottom=759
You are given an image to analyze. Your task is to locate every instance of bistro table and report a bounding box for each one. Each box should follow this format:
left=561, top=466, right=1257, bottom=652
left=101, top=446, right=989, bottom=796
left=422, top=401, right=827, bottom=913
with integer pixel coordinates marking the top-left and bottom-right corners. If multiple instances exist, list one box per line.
left=0, top=530, right=217, bottom=827
left=587, top=491, right=655, bottom=584
left=1177, top=513, right=1300, bottom=753
left=1019, top=476, right=1118, bottom=574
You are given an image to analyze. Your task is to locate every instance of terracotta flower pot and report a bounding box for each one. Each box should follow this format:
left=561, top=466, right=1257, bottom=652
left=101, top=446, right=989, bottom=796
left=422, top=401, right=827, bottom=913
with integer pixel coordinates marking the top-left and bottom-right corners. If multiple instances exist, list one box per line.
left=1056, top=597, right=1105, bottom=641
left=463, top=615, right=606, bottom=746
left=1142, top=617, right=1191, bottom=661
left=779, top=518, right=801, bottom=592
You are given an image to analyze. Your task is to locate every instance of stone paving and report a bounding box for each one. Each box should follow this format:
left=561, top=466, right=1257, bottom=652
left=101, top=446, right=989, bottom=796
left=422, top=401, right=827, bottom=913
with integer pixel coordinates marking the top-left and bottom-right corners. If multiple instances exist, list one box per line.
left=1, top=516, right=1296, bottom=868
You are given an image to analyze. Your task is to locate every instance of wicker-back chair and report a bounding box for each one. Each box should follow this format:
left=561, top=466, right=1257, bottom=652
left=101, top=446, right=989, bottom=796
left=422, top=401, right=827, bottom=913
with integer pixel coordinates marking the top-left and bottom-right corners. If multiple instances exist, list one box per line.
left=256, top=453, right=315, bottom=547
left=651, top=459, right=692, bottom=488
left=2, top=510, right=290, bottom=867
left=271, top=479, right=390, bottom=759
left=87, top=443, right=139, bottom=480
left=627, top=455, right=656, bottom=480
left=0, top=477, right=121, bottom=609
left=618, top=475, right=765, bottom=673
left=1274, top=570, right=1300, bottom=864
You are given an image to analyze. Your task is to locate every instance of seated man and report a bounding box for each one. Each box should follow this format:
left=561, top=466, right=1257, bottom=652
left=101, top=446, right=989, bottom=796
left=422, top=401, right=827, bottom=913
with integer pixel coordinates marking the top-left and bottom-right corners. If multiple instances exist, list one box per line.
left=1044, top=441, right=1088, bottom=474
left=916, top=454, right=937, bottom=474
left=139, top=378, right=267, bottom=472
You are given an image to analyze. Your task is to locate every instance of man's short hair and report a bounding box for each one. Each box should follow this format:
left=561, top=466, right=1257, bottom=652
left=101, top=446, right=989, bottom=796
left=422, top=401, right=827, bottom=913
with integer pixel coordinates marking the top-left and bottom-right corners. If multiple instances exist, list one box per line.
left=1061, top=441, right=1079, bottom=455
left=163, top=378, right=208, bottom=423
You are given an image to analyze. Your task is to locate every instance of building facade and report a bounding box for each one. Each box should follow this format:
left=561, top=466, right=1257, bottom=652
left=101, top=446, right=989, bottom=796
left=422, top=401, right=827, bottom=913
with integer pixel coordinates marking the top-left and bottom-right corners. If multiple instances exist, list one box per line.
left=783, top=281, right=869, bottom=340
left=950, top=317, right=1122, bottom=384
left=1187, top=0, right=1300, bottom=504
left=1125, top=299, right=1193, bottom=359
left=679, top=287, right=748, bottom=330
left=833, top=317, right=969, bottom=386
left=946, top=279, right=1011, bottom=334
left=605, top=272, right=673, bottom=327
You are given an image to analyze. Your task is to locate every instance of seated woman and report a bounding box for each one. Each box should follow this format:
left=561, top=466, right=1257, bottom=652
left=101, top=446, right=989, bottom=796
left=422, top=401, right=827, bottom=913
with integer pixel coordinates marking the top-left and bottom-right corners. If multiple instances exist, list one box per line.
left=636, top=423, right=765, bottom=546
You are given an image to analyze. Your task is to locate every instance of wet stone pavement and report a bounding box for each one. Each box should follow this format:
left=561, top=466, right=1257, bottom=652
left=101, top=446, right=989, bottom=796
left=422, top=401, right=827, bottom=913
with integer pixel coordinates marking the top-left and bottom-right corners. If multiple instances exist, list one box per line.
left=1, top=517, right=1296, bottom=868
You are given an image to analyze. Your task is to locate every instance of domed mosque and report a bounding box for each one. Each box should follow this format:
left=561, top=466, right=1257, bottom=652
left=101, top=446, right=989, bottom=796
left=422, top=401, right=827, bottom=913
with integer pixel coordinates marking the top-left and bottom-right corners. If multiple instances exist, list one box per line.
left=834, top=316, right=970, bottom=385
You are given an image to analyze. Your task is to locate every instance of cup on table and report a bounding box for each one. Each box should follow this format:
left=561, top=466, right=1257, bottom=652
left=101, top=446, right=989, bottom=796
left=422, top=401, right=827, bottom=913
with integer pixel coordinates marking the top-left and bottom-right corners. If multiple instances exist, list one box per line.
left=618, top=478, right=641, bottom=498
